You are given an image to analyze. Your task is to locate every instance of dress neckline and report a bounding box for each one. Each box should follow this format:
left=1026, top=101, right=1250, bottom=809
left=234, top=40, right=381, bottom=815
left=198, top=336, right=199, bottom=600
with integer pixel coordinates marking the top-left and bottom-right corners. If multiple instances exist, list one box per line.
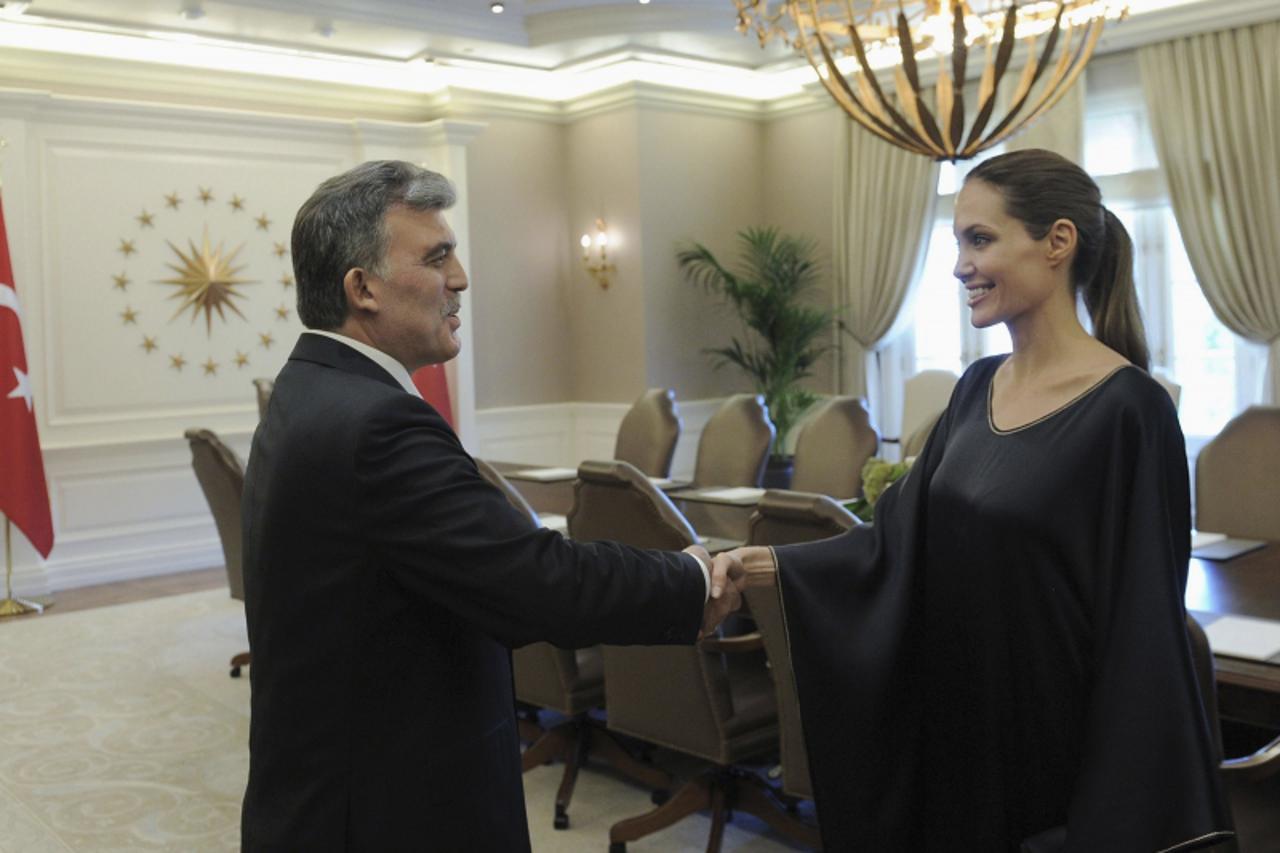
left=986, top=362, right=1133, bottom=435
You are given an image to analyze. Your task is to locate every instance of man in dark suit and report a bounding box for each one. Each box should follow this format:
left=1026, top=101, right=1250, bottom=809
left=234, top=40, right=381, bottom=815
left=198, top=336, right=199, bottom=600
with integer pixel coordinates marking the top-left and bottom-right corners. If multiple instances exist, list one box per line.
left=239, top=160, right=744, bottom=851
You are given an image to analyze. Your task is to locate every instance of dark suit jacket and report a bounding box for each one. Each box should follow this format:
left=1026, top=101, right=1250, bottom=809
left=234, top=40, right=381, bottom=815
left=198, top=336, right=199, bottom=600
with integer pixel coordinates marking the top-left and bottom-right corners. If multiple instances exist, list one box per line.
left=239, top=333, right=705, bottom=852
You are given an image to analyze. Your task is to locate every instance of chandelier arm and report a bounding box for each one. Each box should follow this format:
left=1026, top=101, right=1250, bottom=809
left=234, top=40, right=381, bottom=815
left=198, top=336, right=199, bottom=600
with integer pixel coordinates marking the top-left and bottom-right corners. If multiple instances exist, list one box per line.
left=893, top=66, right=943, bottom=156
left=805, top=17, right=935, bottom=154
left=834, top=7, right=936, bottom=152
left=985, top=17, right=1101, bottom=150
left=981, top=2, right=1067, bottom=145
left=947, top=2, right=969, bottom=153
left=894, top=10, right=948, bottom=153
left=961, top=3, right=1020, bottom=152
left=935, top=64, right=957, bottom=159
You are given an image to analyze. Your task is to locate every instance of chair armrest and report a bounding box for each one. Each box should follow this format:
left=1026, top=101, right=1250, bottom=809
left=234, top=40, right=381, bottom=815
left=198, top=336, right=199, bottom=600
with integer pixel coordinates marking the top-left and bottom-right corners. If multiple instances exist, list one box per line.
left=699, top=632, right=764, bottom=654
left=1222, top=732, right=1280, bottom=781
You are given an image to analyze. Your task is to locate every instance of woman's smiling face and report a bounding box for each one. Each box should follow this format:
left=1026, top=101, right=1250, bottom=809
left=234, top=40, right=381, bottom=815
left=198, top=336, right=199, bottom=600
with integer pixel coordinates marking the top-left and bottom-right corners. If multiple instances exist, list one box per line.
left=952, top=178, right=1065, bottom=330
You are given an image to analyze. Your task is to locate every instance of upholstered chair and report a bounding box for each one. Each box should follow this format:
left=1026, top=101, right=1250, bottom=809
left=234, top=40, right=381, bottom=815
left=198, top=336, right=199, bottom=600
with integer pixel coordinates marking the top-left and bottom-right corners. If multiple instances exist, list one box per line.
left=903, top=410, right=943, bottom=460
left=1195, top=406, right=1280, bottom=540
left=252, top=377, right=274, bottom=419
left=745, top=490, right=858, bottom=803
left=790, top=396, right=880, bottom=498
left=568, top=461, right=818, bottom=853
left=1153, top=370, right=1182, bottom=409
left=692, top=394, right=776, bottom=488
left=473, top=458, right=666, bottom=831
left=614, top=388, right=682, bottom=478
left=184, top=428, right=251, bottom=678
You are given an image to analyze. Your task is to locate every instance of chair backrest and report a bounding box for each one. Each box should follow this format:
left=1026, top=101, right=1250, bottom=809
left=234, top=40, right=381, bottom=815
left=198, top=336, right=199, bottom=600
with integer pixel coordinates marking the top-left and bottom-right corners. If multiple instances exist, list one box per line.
left=568, top=461, right=746, bottom=762
left=790, top=396, right=879, bottom=498
left=1153, top=370, right=1182, bottom=409
left=474, top=458, right=584, bottom=710
left=614, top=388, right=682, bottom=478
left=693, top=393, right=776, bottom=487
left=901, top=369, right=957, bottom=445
left=252, top=378, right=274, bottom=419
left=746, top=490, right=858, bottom=799
left=1195, top=406, right=1280, bottom=540
left=184, top=428, right=246, bottom=601
left=474, top=458, right=540, bottom=527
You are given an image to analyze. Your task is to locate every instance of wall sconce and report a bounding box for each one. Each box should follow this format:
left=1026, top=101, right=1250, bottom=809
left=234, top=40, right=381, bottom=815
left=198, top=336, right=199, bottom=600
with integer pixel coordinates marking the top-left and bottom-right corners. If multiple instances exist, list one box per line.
left=579, top=218, right=616, bottom=290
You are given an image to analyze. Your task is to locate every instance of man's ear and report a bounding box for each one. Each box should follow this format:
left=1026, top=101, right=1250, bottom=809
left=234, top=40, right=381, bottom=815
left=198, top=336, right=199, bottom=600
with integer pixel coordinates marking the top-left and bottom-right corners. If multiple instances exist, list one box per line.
left=342, top=268, right=378, bottom=314
left=1045, top=218, right=1077, bottom=268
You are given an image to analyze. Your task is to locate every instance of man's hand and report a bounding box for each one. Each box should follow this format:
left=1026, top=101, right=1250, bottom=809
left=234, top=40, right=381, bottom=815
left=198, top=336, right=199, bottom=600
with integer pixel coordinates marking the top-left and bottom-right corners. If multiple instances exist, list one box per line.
left=699, top=551, right=746, bottom=638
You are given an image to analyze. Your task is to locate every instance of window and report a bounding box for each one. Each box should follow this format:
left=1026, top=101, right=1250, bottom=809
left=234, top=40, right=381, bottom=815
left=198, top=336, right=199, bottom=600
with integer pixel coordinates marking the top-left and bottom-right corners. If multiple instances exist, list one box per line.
left=906, top=54, right=1261, bottom=441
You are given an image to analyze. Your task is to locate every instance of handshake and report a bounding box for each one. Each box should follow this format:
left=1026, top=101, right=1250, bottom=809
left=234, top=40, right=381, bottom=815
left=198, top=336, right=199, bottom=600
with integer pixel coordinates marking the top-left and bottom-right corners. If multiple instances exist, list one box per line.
left=682, top=544, right=769, bottom=638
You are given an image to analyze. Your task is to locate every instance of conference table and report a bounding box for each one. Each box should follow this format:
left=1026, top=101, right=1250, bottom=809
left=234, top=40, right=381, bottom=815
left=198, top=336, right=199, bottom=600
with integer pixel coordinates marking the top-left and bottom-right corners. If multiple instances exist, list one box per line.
left=1186, top=543, right=1280, bottom=728
left=488, top=460, right=1280, bottom=725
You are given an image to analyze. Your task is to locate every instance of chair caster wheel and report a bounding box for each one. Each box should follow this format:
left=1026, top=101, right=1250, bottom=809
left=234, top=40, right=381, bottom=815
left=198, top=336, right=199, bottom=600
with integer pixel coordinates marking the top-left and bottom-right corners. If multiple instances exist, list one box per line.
left=651, top=789, right=670, bottom=806
left=230, top=667, right=242, bottom=678
left=609, top=844, right=626, bottom=853
left=554, top=809, right=569, bottom=830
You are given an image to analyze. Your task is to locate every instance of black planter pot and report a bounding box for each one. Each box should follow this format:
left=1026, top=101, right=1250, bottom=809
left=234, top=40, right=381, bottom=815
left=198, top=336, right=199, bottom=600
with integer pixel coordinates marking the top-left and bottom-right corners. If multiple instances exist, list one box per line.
left=761, top=455, right=794, bottom=490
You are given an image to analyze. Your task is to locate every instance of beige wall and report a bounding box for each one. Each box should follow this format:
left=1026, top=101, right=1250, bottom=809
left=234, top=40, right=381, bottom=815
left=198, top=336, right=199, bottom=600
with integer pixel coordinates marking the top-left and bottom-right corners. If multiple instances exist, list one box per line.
left=564, top=107, right=649, bottom=402
left=761, top=105, right=843, bottom=395
left=466, top=116, right=574, bottom=408
left=637, top=108, right=765, bottom=401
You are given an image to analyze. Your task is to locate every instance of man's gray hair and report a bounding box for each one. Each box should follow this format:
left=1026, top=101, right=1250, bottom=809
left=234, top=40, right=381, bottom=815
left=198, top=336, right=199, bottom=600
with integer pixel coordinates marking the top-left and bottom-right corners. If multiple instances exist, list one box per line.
left=292, top=160, right=456, bottom=329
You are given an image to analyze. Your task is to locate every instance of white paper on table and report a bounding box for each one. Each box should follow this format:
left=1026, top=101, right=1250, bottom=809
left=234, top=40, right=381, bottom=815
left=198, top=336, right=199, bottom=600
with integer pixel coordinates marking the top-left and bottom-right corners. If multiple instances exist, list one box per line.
left=509, top=467, right=578, bottom=482
left=538, top=513, right=568, bottom=533
left=1203, top=615, right=1280, bottom=662
left=696, top=487, right=766, bottom=503
left=1191, top=530, right=1227, bottom=549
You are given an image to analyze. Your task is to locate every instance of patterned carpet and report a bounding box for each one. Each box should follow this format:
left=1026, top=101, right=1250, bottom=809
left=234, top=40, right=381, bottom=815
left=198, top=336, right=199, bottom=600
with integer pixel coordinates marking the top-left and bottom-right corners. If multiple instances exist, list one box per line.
left=0, top=590, right=810, bottom=852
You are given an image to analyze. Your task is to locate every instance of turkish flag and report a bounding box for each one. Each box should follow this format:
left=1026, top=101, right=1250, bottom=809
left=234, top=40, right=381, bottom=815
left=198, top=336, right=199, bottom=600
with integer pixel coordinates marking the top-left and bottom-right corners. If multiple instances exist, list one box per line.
left=0, top=193, right=54, bottom=558
left=412, top=363, right=453, bottom=426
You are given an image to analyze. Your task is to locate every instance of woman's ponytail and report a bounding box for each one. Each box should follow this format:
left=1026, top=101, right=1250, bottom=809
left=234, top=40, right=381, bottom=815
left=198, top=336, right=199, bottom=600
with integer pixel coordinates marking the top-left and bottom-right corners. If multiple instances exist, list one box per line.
left=1084, top=209, right=1150, bottom=371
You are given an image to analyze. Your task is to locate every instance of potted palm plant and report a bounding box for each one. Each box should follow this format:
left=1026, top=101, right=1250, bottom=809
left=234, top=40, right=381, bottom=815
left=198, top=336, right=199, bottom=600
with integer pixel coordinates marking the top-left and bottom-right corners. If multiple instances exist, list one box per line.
left=677, top=227, right=832, bottom=486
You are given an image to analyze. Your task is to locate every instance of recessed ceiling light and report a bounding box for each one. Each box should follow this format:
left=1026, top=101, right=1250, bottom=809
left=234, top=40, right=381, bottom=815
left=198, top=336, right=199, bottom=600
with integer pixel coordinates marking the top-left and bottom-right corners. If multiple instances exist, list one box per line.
left=638, top=0, right=651, bottom=4
left=490, top=2, right=505, bottom=13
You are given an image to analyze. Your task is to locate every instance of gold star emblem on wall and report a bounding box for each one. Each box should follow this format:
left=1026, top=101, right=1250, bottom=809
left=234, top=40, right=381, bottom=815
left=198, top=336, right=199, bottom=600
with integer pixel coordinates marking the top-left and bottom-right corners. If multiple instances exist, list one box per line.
left=159, top=228, right=256, bottom=334
left=112, top=273, right=130, bottom=291
left=254, top=213, right=271, bottom=231
left=234, top=351, right=250, bottom=368
left=198, top=187, right=215, bottom=205
left=202, top=357, right=219, bottom=375
left=229, top=194, right=245, bottom=212
left=136, top=210, right=155, bottom=228
left=120, top=307, right=139, bottom=325
left=280, top=274, right=294, bottom=288
left=118, top=239, right=136, bottom=257
left=141, top=335, right=158, bottom=353
left=259, top=332, right=274, bottom=349
left=164, top=192, right=182, bottom=210
left=275, top=304, right=290, bottom=320
left=272, top=242, right=288, bottom=258
left=169, top=353, right=187, bottom=371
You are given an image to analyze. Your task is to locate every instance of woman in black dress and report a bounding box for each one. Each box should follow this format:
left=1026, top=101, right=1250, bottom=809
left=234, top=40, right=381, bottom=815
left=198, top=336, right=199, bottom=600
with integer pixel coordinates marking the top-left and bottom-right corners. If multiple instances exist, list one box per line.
left=735, top=149, right=1233, bottom=851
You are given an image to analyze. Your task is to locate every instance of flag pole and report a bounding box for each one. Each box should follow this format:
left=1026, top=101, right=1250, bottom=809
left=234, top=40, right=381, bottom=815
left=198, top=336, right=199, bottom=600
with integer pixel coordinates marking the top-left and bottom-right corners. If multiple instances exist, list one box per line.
left=0, top=516, right=43, bottom=617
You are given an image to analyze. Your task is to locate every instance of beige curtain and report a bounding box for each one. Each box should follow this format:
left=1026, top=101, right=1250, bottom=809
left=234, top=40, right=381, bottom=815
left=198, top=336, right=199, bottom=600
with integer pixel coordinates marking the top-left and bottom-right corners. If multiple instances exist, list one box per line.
left=1139, top=22, right=1280, bottom=403
left=833, top=116, right=939, bottom=406
left=1002, top=65, right=1085, bottom=164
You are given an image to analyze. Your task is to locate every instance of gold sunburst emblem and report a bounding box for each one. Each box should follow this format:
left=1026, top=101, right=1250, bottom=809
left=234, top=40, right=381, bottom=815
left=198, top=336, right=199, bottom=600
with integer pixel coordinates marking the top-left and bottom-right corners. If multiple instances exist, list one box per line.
left=159, top=228, right=257, bottom=335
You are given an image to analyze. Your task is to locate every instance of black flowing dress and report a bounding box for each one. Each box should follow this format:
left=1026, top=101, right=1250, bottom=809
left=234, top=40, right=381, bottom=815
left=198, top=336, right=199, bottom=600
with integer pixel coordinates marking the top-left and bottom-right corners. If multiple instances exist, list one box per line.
left=776, top=356, right=1233, bottom=852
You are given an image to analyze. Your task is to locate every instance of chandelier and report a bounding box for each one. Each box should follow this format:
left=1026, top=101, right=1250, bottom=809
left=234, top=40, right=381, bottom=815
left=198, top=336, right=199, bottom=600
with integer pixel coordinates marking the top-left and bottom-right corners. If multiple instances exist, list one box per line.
left=734, top=1, right=1128, bottom=161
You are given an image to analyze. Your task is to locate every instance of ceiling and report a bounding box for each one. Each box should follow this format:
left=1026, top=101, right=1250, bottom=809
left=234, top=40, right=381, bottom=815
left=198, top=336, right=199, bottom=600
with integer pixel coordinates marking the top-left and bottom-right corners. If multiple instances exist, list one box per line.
left=0, top=0, right=1276, bottom=104
left=3, top=0, right=791, bottom=70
